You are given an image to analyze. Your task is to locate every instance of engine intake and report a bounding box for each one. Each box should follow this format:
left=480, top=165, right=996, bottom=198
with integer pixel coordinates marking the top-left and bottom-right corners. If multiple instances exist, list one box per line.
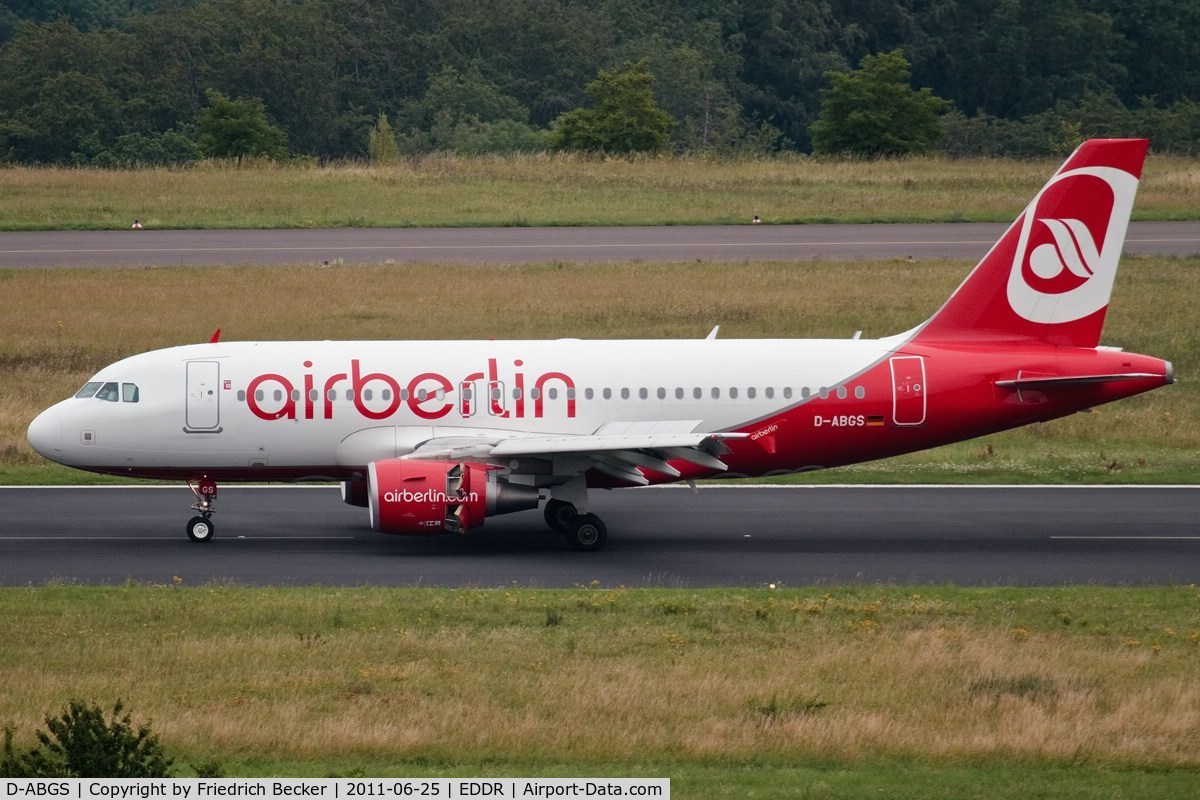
left=367, top=459, right=539, bottom=535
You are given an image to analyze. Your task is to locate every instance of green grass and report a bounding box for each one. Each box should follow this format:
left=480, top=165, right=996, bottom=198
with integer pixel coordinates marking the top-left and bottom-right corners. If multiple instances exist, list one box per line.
left=1, top=585, right=1197, bottom=794
left=1, top=151, right=1199, bottom=230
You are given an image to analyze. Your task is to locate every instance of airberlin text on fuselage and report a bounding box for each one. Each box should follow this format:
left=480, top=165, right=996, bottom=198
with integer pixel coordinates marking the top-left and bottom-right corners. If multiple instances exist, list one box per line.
left=245, top=357, right=576, bottom=422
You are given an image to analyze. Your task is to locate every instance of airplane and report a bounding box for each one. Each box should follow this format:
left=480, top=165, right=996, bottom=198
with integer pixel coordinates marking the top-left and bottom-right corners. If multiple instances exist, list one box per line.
left=26, top=138, right=1173, bottom=550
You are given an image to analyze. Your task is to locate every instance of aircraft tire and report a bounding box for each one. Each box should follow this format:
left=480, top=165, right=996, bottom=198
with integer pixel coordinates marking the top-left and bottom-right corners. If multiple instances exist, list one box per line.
left=186, top=515, right=215, bottom=542
left=544, top=499, right=577, bottom=533
left=566, top=513, right=607, bottom=552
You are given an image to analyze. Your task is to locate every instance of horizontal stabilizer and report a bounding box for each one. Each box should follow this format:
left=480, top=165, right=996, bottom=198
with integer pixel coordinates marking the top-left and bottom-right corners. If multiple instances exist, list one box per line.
left=996, top=372, right=1165, bottom=390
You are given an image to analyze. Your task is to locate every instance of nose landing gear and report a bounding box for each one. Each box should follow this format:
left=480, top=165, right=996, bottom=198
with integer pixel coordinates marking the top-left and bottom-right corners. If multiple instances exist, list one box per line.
left=186, top=478, right=218, bottom=542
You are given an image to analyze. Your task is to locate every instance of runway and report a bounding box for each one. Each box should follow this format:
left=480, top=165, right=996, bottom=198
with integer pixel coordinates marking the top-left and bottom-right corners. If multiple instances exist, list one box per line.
left=2, top=221, right=1200, bottom=268
left=1, top=485, right=1196, bottom=587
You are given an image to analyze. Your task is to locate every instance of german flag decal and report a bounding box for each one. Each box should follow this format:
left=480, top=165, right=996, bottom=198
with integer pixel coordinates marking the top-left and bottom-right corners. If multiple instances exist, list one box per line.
left=867, top=416, right=886, bottom=427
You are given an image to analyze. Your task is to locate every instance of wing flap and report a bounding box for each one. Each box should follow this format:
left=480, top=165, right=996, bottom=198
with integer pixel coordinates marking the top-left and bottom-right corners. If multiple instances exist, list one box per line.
left=400, top=422, right=747, bottom=484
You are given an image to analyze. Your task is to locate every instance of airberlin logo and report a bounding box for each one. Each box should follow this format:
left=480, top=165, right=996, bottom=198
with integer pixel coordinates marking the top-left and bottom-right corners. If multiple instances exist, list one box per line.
left=1007, top=166, right=1139, bottom=324
left=245, top=357, right=576, bottom=421
left=384, top=489, right=480, bottom=504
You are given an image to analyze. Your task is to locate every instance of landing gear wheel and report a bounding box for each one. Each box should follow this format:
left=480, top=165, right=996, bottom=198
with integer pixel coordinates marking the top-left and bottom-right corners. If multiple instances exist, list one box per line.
left=544, top=499, right=577, bottom=533
left=186, top=478, right=218, bottom=542
left=566, top=513, right=607, bottom=552
left=186, top=515, right=215, bottom=542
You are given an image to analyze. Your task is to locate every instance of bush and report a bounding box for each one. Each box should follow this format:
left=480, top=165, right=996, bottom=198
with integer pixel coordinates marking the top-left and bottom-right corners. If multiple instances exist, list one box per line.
left=0, top=700, right=172, bottom=778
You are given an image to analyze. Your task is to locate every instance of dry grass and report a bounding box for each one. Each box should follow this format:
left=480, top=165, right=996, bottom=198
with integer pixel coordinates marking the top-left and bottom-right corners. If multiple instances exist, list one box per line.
left=0, top=151, right=1198, bottom=230
left=1, top=585, right=1197, bottom=769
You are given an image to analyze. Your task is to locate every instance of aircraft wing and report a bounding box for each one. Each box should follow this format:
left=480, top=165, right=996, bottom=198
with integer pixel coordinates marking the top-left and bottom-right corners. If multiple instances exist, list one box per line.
left=403, top=420, right=748, bottom=485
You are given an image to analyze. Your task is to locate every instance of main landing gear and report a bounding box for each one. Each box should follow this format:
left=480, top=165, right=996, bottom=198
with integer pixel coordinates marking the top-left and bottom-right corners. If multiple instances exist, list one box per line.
left=544, top=498, right=607, bottom=552
left=186, top=478, right=218, bottom=542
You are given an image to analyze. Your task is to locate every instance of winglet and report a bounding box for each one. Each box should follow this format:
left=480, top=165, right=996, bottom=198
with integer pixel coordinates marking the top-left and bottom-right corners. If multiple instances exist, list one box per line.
left=209, top=328, right=222, bottom=344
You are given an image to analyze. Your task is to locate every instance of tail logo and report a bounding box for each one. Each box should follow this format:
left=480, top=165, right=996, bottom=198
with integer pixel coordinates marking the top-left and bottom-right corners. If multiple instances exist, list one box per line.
left=1007, top=167, right=1138, bottom=324
left=1029, top=218, right=1101, bottom=283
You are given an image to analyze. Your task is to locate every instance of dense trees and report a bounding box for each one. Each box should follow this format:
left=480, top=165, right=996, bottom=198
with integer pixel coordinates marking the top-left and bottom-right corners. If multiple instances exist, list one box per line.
left=0, top=0, right=1199, bottom=164
left=810, top=50, right=950, bottom=156
left=550, top=61, right=675, bottom=153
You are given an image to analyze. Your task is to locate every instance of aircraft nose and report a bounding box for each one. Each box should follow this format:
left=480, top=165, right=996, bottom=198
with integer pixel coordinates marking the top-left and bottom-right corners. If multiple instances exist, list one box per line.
left=26, top=406, right=63, bottom=462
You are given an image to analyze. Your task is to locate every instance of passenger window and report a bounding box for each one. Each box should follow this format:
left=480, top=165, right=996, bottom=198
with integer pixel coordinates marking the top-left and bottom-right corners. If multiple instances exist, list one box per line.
left=530, top=387, right=541, bottom=400
left=620, top=388, right=630, bottom=400
left=549, top=388, right=559, bottom=400
left=855, top=386, right=866, bottom=399
left=729, top=387, right=739, bottom=399
left=603, top=388, right=612, bottom=400
left=784, top=387, right=793, bottom=400
left=638, top=388, right=648, bottom=400
left=238, top=390, right=247, bottom=402
left=693, top=387, right=702, bottom=400
left=836, top=386, right=847, bottom=399
left=766, top=387, right=775, bottom=399
left=800, top=387, right=810, bottom=399
left=657, top=388, right=666, bottom=400
left=711, top=387, right=720, bottom=399
left=747, top=387, right=756, bottom=399
left=567, top=387, right=576, bottom=400
left=75, top=382, right=101, bottom=399
left=585, top=388, right=594, bottom=400
left=96, top=382, right=119, bottom=402
left=675, top=387, right=684, bottom=399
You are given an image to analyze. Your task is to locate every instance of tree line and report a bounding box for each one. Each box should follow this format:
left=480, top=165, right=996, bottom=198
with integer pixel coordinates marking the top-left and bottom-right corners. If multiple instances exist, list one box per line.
left=2, top=0, right=1200, bottom=165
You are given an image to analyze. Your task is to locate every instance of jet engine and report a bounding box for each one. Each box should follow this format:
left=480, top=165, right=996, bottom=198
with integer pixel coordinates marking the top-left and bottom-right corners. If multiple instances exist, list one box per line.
left=366, top=459, right=539, bottom=535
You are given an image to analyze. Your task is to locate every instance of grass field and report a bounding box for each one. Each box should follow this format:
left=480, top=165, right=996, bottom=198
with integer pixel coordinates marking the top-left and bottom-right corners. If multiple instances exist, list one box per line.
left=1, top=151, right=1199, bottom=230
left=0, top=585, right=1197, bottom=794
left=2, top=257, right=1195, bottom=484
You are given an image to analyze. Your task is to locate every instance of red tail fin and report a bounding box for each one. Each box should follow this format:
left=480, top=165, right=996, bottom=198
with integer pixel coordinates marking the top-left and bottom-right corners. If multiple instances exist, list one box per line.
left=912, top=139, right=1148, bottom=348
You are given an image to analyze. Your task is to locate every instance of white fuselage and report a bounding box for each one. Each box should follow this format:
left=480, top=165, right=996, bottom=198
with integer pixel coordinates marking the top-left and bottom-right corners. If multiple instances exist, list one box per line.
left=30, top=337, right=897, bottom=479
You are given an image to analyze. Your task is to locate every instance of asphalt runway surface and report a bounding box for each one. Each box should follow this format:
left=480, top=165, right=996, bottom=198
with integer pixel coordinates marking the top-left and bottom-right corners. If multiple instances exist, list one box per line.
left=1, top=485, right=1196, bottom=587
left=2, top=221, right=1200, bottom=268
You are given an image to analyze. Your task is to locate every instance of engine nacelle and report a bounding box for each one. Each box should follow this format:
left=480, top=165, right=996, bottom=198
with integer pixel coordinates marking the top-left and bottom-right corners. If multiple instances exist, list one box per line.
left=366, top=459, right=539, bottom=535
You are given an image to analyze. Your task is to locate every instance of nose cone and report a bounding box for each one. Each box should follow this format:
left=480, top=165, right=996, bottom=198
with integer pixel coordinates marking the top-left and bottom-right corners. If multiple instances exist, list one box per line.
left=27, top=406, right=63, bottom=463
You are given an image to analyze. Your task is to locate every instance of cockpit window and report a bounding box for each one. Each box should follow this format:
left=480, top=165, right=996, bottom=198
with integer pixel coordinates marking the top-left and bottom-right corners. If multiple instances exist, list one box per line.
left=74, top=382, right=102, bottom=399
left=122, top=383, right=139, bottom=403
left=95, top=382, right=120, bottom=402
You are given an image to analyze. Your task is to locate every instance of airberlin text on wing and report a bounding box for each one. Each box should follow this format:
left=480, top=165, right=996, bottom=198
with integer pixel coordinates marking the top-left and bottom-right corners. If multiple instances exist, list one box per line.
left=245, top=358, right=576, bottom=422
